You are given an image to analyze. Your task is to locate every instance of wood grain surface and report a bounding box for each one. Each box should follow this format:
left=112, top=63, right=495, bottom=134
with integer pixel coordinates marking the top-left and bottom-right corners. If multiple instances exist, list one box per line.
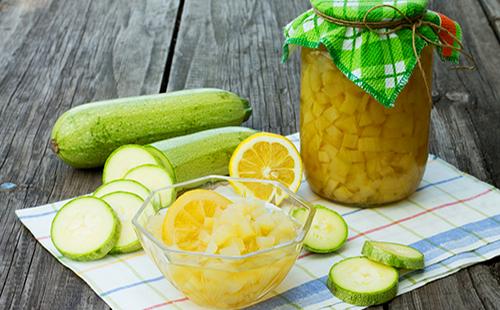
left=166, top=0, right=310, bottom=135
left=479, top=0, right=500, bottom=41
left=0, top=0, right=180, bottom=308
left=1, top=0, right=499, bottom=309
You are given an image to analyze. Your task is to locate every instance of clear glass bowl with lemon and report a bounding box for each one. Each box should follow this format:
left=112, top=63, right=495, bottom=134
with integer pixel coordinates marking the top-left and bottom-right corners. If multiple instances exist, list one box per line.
left=132, top=176, right=314, bottom=309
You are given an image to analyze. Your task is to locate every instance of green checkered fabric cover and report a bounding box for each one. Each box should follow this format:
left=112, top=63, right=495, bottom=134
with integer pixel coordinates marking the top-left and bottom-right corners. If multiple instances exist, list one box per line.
left=313, top=0, right=428, bottom=22
left=283, top=0, right=463, bottom=107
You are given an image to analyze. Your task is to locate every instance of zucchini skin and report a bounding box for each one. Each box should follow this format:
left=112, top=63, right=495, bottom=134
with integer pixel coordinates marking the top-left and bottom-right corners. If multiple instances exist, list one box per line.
left=327, top=256, right=399, bottom=306
left=149, top=127, right=257, bottom=182
left=301, top=205, right=348, bottom=254
left=327, top=274, right=398, bottom=306
left=362, top=241, right=424, bottom=270
left=51, top=89, right=252, bottom=168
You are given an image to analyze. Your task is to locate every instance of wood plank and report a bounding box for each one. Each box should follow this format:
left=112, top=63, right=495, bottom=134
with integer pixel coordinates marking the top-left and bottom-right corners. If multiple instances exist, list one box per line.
left=478, top=0, right=500, bottom=41
left=388, top=269, right=487, bottom=310
left=426, top=0, right=500, bottom=187
left=467, top=263, right=500, bottom=309
left=166, top=0, right=310, bottom=135
left=0, top=0, right=180, bottom=308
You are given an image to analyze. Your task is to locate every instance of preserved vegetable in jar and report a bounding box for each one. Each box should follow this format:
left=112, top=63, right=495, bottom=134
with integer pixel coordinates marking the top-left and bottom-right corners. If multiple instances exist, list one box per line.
left=300, top=46, right=433, bottom=205
left=283, top=0, right=466, bottom=206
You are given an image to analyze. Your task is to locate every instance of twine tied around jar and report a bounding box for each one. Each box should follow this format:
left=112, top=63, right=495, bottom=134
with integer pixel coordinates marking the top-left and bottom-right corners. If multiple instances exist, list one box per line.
left=311, top=3, right=475, bottom=103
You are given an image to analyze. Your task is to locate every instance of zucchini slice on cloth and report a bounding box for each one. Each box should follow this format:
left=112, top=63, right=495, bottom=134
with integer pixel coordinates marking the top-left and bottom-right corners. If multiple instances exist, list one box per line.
left=327, top=256, right=398, bottom=306
left=101, top=192, right=151, bottom=254
left=51, top=197, right=120, bottom=261
left=362, top=241, right=424, bottom=270
left=292, top=205, right=348, bottom=253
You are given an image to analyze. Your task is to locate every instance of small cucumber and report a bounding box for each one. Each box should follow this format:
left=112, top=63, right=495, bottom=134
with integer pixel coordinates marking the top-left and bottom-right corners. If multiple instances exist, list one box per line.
left=94, top=179, right=151, bottom=201
left=149, top=127, right=257, bottom=182
left=327, top=256, right=398, bottom=306
left=292, top=205, right=348, bottom=253
left=100, top=192, right=150, bottom=254
left=102, top=145, right=171, bottom=184
left=362, top=241, right=424, bottom=270
left=51, top=197, right=120, bottom=261
left=51, top=89, right=252, bottom=168
left=124, top=164, right=175, bottom=209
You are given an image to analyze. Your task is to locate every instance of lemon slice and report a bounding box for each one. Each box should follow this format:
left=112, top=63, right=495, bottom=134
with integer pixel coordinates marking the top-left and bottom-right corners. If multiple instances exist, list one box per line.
left=229, top=132, right=303, bottom=202
left=162, top=189, right=231, bottom=251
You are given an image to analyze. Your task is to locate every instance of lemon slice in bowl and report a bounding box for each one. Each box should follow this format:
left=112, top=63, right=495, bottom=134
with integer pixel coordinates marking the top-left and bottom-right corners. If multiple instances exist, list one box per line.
left=162, top=189, right=232, bottom=251
left=229, top=132, right=303, bottom=202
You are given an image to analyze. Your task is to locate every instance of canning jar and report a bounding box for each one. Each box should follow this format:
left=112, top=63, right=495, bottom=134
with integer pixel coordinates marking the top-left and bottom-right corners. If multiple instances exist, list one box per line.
left=283, top=0, right=465, bottom=206
left=300, top=46, right=433, bottom=205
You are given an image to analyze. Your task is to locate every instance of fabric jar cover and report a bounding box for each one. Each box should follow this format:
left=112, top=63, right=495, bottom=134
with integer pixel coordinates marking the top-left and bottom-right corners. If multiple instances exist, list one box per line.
left=282, top=0, right=464, bottom=108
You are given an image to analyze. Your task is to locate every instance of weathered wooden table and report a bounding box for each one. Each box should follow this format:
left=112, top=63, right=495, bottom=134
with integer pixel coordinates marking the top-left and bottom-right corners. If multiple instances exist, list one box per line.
left=1, top=0, right=500, bottom=309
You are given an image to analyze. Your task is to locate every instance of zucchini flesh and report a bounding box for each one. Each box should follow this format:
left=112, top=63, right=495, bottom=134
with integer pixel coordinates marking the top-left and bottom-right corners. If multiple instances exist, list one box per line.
left=50, top=197, right=120, bottom=261
left=362, top=241, right=424, bottom=270
left=327, top=256, right=398, bottom=306
left=124, top=164, right=175, bottom=209
left=293, top=205, right=348, bottom=253
left=102, top=145, right=161, bottom=183
left=94, top=179, right=151, bottom=201
left=101, top=192, right=148, bottom=253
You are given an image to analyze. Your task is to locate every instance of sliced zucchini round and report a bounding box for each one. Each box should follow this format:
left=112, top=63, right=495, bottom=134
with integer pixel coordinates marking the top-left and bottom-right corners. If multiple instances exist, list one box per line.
left=143, top=145, right=176, bottom=181
left=362, top=241, right=425, bottom=270
left=51, top=197, right=120, bottom=261
left=100, top=191, right=149, bottom=253
left=124, top=164, right=175, bottom=209
left=94, top=179, right=151, bottom=200
left=292, top=205, right=348, bottom=253
left=102, top=145, right=161, bottom=183
left=327, top=256, right=398, bottom=306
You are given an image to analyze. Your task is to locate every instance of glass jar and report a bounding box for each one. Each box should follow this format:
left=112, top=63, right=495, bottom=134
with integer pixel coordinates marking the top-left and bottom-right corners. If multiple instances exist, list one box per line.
left=300, top=46, right=433, bottom=206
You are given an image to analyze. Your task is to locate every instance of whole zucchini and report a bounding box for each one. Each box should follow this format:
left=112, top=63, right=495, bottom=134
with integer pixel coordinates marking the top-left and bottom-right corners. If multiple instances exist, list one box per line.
left=50, top=89, right=252, bottom=168
left=149, top=127, right=257, bottom=182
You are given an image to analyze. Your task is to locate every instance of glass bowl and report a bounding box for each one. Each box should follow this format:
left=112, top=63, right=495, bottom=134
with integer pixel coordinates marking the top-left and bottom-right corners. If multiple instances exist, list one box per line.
left=132, top=175, right=315, bottom=309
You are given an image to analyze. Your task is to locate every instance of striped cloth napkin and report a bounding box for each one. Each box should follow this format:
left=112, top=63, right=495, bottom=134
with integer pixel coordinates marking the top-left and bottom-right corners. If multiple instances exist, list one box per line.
left=16, top=133, right=500, bottom=310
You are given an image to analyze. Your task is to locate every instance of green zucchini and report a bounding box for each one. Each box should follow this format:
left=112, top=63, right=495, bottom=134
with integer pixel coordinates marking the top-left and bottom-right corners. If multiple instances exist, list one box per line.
left=51, top=197, right=120, bottom=261
left=327, top=256, right=399, bottom=306
left=292, top=205, right=348, bottom=253
left=149, top=126, right=257, bottom=182
left=51, top=89, right=252, bottom=168
left=94, top=179, right=151, bottom=201
left=102, top=145, right=167, bottom=183
left=123, top=164, right=175, bottom=209
left=100, top=192, right=148, bottom=254
left=362, top=241, right=425, bottom=270
left=143, top=145, right=177, bottom=181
